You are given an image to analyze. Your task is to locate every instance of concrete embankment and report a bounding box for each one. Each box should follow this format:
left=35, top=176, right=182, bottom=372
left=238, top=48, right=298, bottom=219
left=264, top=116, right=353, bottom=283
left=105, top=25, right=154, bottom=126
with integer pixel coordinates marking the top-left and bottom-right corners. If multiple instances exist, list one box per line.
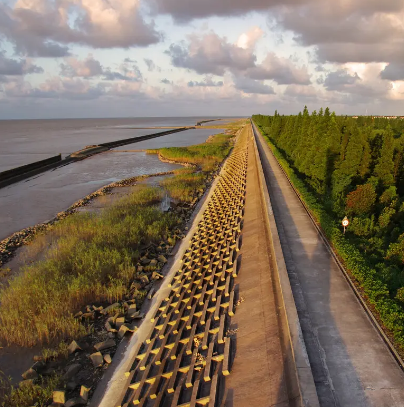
left=91, top=125, right=317, bottom=407
left=222, top=124, right=318, bottom=407
left=252, top=121, right=404, bottom=407
left=0, top=154, right=63, bottom=189
left=1, top=127, right=190, bottom=190
left=98, top=127, right=189, bottom=149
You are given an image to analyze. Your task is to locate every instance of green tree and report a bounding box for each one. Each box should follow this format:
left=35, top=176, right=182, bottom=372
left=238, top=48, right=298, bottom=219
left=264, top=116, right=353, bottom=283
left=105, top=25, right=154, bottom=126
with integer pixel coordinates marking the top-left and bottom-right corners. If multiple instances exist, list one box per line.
left=346, top=183, right=377, bottom=215
left=374, top=125, right=395, bottom=186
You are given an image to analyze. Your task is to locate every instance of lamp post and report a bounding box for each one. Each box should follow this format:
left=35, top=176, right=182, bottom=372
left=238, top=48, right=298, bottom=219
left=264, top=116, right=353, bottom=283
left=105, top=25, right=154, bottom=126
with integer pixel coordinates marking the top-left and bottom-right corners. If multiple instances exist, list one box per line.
left=342, top=216, right=349, bottom=234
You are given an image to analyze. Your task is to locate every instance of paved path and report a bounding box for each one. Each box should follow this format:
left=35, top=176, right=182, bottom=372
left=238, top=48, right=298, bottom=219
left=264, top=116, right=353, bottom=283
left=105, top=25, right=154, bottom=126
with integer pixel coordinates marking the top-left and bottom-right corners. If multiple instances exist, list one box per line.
left=253, top=123, right=404, bottom=407
left=222, top=126, right=300, bottom=407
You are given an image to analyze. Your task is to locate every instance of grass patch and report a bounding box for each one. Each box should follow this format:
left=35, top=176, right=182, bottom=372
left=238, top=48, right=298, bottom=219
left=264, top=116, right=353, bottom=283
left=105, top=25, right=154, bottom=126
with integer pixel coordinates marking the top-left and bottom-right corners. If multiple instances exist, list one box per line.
left=0, top=186, right=178, bottom=347
left=1, top=373, right=61, bottom=407
left=148, top=133, right=234, bottom=202
left=161, top=172, right=206, bottom=203
left=148, top=133, right=233, bottom=171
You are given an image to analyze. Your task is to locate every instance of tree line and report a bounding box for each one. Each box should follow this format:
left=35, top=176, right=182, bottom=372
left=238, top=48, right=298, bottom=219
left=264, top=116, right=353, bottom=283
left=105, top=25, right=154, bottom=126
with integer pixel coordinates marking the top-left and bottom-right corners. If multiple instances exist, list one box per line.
left=253, top=108, right=404, bottom=342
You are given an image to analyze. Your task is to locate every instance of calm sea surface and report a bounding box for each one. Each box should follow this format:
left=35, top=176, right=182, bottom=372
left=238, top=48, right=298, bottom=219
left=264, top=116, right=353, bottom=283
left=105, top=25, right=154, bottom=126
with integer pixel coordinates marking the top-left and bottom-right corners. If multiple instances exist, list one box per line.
left=0, top=117, right=236, bottom=240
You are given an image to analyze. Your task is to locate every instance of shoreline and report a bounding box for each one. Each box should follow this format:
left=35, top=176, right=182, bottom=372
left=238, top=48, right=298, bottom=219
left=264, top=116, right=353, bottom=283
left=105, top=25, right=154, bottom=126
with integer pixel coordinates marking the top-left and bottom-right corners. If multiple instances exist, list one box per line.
left=0, top=167, right=194, bottom=269
left=0, top=127, right=240, bottom=407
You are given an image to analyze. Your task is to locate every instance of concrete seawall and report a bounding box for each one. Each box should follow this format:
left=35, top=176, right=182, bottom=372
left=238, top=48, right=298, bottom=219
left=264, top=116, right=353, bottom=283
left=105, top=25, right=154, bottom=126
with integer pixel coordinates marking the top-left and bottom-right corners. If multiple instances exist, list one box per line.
left=0, top=127, right=190, bottom=189
left=0, top=154, right=63, bottom=189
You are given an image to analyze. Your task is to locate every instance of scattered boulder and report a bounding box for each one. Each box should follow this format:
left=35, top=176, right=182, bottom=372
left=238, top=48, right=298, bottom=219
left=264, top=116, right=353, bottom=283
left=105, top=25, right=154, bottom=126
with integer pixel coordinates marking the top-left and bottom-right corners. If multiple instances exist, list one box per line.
left=105, top=321, right=116, bottom=333
left=131, top=281, right=143, bottom=291
left=68, top=340, right=82, bottom=354
left=118, top=324, right=129, bottom=339
left=150, top=259, right=158, bottom=266
left=115, top=317, right=125, bottom=329
left=66, top=380, right=78, bottom=391
left=80, top=385, right=91, bottom=402
left=140, top=257, right=150, bottom=266
left=53, top=390, right=66, bottom=404
left=64, top=397, right=87, bottom=407
left=140, top=275, right=149, bottom=285
left=90, top=352, right=104, bottom=368
left=101, top=303, right=120, bottom=315
left=104, top=354, right=112, bottom=364
left=158, top=255, right=167, bottom=263
left=81, top=312, right=94, bottom=320
left=22, top=368, right=38, bottom=380
left=63, top=363, right=81, bottom=381
left=152, top=271, right=163, bottom=280
left=94, top=338, right=115, bottom=352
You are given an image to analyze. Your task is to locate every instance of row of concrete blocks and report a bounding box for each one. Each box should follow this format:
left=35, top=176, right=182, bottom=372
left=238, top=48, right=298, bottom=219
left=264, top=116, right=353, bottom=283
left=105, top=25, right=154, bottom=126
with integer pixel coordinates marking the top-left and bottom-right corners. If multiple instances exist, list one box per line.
left=118, top=134, right=249, bottom=406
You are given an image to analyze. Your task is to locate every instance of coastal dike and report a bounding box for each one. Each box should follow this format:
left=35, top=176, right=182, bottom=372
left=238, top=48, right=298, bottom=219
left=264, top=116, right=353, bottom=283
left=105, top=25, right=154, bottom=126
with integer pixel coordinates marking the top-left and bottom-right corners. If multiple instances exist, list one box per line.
left=0, top=127, right=189, bottom=190
left=91, top=125, right=318, bottom=407
left=0, top=154, right=63, bottom=189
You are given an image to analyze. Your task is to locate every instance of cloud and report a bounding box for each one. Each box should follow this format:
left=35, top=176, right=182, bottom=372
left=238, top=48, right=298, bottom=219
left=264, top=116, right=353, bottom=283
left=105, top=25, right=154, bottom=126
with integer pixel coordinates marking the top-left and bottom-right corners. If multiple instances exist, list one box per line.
left=188, top=77, right=223, bottom=87
left=322, top=69, right=360, bottom=91
left=149, top=0, right=299, bottom=21
left=144, top=58, right=160, bottom=72
left=319, top=64, right=393, bottom=101
left=0, top=51, right=43, bottom=76
left=166, top=31, right=257, bottom=75
left=60, top=55, right=103, bottom=78
left=284, top=84, right=318, bottom=99
left=161, top=78, right=172, bottom=84
left=0, top=0, right=160, bottom=57
left=233, top=76, right=275, bottom=95
left=246, top=52, right=311, bottom=84
left=380, top=64, right=404, bottom=81
left=166, top=29, right=309, bottom=86
left=274, top=1, right=404, bottom=65
left=4, top=77, right=105, bottom=100
left=59, top=55, right=142, bottom=81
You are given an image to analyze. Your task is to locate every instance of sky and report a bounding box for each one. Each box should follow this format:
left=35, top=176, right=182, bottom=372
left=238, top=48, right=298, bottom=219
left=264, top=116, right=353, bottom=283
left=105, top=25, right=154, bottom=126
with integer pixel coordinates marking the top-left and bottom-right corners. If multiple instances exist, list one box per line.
left=1, top=0, right=404, bottom=119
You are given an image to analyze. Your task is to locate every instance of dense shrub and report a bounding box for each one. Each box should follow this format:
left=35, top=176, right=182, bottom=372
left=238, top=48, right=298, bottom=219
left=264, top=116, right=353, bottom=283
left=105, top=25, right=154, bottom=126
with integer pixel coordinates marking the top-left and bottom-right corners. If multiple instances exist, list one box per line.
left=253, top=113, right=404, bottom=350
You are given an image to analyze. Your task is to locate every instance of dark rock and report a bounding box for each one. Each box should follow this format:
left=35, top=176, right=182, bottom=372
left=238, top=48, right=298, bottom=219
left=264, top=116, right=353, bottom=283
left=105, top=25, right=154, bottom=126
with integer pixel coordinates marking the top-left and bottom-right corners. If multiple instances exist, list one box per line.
left=104, top=354, right=112, bottom=364
left=115, top=317, right=125, bottom=329
left=64, top=397, right=87, bottom=407
left=22, top=368, right=38, bottom=380
left=94, top=338, right=115, bottom=352
left=80, top=385, right=91, bottom=402
left=66, top=380, right=78, bottom=391
left=63, top=363, right=81, bottom=381
left=157, top=255, right=167, bottom=263
left=90, top=352, right=104, bottom=367
left=68, top=340, right=82, bottom=354
left=118, top=325, right=129, bottom=339
left=101, top=303, right=120, bottom=315
left=152, top=271, right=164, bottom=280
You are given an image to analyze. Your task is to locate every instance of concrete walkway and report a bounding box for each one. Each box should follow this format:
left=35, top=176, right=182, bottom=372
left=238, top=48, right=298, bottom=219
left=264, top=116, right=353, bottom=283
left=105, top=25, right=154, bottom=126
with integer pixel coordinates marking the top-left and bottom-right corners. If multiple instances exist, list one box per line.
left=254, top=123, right=404, bottom=407
left=222, top=128, right=296, bottom=407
